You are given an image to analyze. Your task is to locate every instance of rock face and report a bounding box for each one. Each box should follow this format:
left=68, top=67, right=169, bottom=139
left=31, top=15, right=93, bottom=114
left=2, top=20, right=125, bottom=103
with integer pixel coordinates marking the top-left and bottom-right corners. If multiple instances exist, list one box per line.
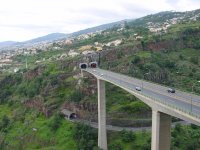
left=24, top=97, right=50, bottom=117
left=24, top=66, right=45, bottom=80
left=147, top=40, right=183, bottom=51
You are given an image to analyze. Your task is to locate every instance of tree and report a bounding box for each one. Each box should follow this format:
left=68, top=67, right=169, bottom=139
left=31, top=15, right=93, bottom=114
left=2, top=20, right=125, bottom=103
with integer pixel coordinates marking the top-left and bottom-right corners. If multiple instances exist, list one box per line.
left=69, top=89, right=83, bottom=102
left=120, top=130, right=136, bottom=142
left=190, top=56, right=199, bottom=64
left=0, top=115, right=10, bottom=132
left=49, top=113, right=62, bottom=132
left=141, top=40, right=145, bottom=50
left=132, top=56, right=141, bottom=64
left=72, top=123, right=97, bottom=150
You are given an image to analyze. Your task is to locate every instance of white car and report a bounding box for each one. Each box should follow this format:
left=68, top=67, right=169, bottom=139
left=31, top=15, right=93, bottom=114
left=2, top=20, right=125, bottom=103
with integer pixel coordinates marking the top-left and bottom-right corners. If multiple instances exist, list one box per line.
left=135, top=86, right=141, bottom=91
left=100, top=73, right=104, bottom=76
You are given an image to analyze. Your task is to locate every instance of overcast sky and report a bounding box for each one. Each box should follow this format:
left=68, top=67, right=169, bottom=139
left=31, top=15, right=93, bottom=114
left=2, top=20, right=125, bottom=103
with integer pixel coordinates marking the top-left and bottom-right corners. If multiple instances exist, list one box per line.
left=0, top=0, right=199, bottom=42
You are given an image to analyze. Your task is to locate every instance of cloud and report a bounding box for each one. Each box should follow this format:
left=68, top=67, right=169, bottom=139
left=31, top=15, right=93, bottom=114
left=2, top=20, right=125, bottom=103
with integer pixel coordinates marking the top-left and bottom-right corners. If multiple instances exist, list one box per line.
left=165, top=0, right=200, bottom=11
left=0, top=0, right=199, bottom=41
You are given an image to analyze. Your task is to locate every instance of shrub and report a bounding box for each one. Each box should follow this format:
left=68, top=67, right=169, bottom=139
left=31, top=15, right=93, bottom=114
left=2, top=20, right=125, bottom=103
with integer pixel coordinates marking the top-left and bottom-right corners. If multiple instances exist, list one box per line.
left=72, top=123, right=97, bottom=150
left=0, top=115, right=10, bottom=132
left=109, top=141, right=123, bottom=150
left=174, top=123, right=182, bottom=132
left=179, top=54, right=184, bottom=60
left=164, top=60, right=176, bottom=68
left=132, top=56, right=141, bottom=64
left=69, top=89, right=83, bottom=102
left=190, top=56, right=199, bottom=64
left=119, top=101, right=150, bottom=114
left=49, top=113, right=62, bottom=132
left=120, top=130, right=136, bottom=142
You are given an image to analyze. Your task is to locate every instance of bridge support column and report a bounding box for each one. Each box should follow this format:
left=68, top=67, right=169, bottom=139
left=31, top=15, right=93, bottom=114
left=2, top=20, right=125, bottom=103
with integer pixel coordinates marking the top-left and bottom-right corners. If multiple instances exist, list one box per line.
left=151, top=110, right=171, bottom=150
left=97, top=79, right=107, bottom=150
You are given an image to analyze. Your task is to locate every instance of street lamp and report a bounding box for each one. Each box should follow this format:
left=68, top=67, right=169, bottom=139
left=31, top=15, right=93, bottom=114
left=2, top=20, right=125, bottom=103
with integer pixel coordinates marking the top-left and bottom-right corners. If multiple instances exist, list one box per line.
left=142, top=72, right=150, bottom=89
left=192, top=81, right=200, bottom=93
left=191, top=80, right=200, bottom=112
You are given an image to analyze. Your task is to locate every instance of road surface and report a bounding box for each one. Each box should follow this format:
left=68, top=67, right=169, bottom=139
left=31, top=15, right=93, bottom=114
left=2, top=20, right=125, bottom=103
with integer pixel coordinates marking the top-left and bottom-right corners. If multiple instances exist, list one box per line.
left=86, top=68, right=200, bottom=118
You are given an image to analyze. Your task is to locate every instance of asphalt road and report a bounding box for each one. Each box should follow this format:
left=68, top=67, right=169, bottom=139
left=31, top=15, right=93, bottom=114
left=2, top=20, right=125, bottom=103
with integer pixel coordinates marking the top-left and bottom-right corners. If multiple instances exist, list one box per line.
left=85, top=68, right=200, bottom=117
left=71, top=119, right=190, bottom=132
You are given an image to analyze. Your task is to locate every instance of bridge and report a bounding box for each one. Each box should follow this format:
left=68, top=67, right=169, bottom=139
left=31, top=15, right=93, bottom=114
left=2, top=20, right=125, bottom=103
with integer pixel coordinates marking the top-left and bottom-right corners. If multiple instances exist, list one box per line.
left=82, top=68, right=200, bottom=150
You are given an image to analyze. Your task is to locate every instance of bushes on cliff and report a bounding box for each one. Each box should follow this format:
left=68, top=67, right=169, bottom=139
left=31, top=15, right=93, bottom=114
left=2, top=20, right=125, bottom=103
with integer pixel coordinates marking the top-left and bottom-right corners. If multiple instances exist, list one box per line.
left=72, top=123, right=97, bottom=150
left=119, top=101, right=150, bottom=114
left=48, top=113, right=62, bottom=132
left=69, top=89, right=84, bottom=102
left=0, top=115, right=10, bottom=132
left=120, top=130, right=136, bottom=142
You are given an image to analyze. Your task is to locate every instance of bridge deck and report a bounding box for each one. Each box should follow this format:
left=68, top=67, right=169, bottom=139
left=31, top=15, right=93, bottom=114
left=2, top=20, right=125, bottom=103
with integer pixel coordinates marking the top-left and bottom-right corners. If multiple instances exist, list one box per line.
left=84, top=68, right=200, bottom=125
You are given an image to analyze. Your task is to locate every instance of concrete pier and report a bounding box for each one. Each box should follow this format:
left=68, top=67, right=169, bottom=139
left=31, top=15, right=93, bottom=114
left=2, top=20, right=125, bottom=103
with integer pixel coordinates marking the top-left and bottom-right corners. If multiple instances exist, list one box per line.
left=151, top=110, right=171, bottom=150
left=97, top=79, right=107, bottom=150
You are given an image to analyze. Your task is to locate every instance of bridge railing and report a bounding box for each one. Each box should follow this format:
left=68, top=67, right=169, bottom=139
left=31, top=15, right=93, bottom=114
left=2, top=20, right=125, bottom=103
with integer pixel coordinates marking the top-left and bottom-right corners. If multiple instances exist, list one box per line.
left=142, top=91, right=200, bottom=119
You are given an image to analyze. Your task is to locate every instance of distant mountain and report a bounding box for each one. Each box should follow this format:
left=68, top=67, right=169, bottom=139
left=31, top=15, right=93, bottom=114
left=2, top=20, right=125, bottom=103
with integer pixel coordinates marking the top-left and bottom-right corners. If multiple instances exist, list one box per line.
left=25, top=33, right=67, bottom=44
left=0, top=41, right=18, bottom=48
left=128, top=9, right=200, bottom=27
left=0, top=33, right=68, bottom=51
left=70, top=20, right=127, bottom=37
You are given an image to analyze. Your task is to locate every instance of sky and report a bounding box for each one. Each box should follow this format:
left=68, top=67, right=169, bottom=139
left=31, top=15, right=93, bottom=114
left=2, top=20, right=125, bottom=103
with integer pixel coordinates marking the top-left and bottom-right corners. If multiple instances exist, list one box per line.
left=0, top=0, right=200, bottom=42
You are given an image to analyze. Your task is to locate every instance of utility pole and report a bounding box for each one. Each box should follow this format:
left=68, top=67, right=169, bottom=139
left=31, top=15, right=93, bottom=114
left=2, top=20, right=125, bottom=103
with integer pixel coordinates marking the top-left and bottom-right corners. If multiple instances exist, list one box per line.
left=98, top=52, right=101, bottom=66
left=25, top=57, right=28, bottom=69
left=191, top=81, right=200, bottom=112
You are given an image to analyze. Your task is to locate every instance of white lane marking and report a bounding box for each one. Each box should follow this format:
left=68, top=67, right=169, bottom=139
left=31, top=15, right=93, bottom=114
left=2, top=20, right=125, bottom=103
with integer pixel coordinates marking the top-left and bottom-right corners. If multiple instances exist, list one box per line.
left=88, top=69, right=200, bottom=107
left=193, top=108, right=200, bottom=113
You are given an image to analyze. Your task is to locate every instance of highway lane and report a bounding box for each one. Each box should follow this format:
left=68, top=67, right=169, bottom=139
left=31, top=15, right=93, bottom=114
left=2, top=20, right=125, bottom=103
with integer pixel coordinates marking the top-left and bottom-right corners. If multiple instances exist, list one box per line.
left=85, top=68, right=200, bottom=117
left=103, top=72, right=200, bottom=115
left=94, top=69, right=200, bottom=103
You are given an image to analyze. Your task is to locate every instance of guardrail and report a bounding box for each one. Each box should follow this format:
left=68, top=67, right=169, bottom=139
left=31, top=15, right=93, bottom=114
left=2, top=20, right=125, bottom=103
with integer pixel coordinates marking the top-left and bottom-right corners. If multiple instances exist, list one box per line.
left=115, top=76, right=200, bottom=119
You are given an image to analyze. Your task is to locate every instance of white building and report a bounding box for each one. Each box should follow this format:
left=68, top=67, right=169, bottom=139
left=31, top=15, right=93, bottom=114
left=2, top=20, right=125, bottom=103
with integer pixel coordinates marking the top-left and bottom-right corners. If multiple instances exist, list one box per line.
left=68, top=50, right=79, bottom=57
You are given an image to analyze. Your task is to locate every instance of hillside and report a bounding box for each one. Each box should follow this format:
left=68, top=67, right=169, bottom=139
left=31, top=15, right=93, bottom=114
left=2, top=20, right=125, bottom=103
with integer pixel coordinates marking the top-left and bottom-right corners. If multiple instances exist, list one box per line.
left=0, top=8, right=200, bottom=149
left=70, top=20, right=128, bottom=37
left=25, top=33, right=67, bottom=43
left=0, top=33, right=68, bottom=51
left=0, top=41, right=18, bottom=49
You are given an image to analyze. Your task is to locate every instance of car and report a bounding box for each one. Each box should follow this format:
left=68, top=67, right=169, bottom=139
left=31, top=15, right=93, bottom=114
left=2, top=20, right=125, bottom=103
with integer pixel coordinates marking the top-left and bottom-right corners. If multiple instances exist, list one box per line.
left=93, top=69, right=96, bottom=72
left=135, top=86, right=141, bottom=91
left=167, top=88, right=175, bottom=93
left=100, top=73, right=104, bottom=76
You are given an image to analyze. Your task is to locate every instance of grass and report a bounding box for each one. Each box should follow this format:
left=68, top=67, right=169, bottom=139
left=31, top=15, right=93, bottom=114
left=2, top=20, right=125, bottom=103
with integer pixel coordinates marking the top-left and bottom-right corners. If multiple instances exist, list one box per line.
left=0, top=104, right=12, bottom=118
left=136, top=51, right=151, bottom=58
left=5, top=114, right=76, bottom=149
left=108, top=130, right=151, bottom=150
left=169, top=21, right=200, bottom=33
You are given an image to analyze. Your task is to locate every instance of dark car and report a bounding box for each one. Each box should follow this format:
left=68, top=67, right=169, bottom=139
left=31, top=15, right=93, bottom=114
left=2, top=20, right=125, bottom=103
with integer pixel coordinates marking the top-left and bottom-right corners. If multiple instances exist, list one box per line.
left=167, top=88, right=175, bottom=93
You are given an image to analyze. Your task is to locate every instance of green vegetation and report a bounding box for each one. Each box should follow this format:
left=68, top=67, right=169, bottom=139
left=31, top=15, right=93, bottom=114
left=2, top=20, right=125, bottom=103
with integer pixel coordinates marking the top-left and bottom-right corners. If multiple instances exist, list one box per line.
left=108, top=130, right=151, bottom=150
left=72, top=123, right=98, bottom=149
left=171, top=124, right=200, bottom=150
left=0, top=99, right=78, bottom=149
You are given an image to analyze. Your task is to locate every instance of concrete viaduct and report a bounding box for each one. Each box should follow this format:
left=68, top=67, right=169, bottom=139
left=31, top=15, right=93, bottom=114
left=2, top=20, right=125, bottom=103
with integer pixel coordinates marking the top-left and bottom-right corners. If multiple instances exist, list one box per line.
left=82, top=68, right=200, bottom=150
